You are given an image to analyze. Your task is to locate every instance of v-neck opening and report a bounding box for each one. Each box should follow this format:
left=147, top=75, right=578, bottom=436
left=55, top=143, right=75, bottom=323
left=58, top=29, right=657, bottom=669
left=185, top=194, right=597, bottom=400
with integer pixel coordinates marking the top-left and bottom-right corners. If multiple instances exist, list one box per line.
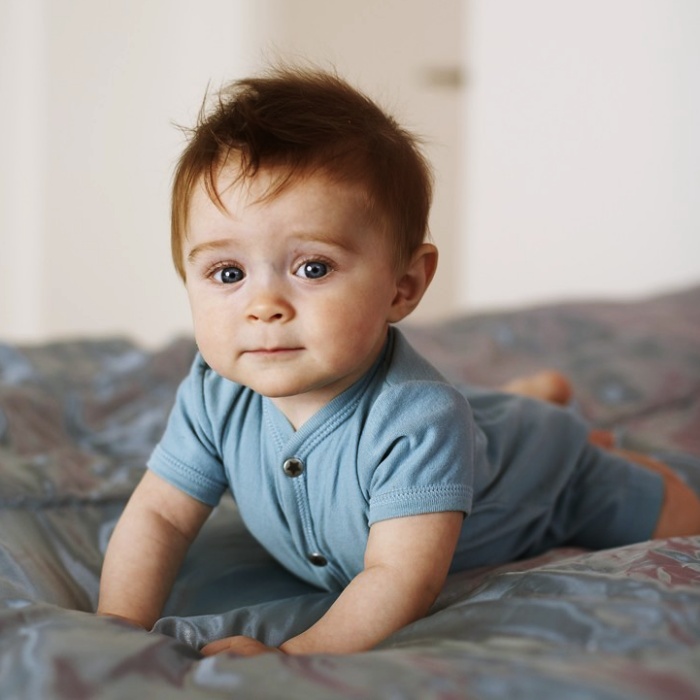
left=262, top=330, right=394, bottom=452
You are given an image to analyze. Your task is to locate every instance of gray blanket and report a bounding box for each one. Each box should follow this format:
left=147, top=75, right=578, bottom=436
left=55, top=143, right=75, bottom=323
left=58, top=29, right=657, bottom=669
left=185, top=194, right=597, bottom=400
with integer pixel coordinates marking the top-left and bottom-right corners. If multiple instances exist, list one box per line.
left=1, top=286, right=699, bottom=699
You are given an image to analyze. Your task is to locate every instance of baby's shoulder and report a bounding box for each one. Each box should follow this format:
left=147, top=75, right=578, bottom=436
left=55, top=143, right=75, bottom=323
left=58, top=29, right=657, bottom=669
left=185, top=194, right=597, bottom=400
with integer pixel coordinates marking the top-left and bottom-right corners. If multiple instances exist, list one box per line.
left=368, top=379, right=473, bottom=437
left=364, top=330, right=474, bottom=440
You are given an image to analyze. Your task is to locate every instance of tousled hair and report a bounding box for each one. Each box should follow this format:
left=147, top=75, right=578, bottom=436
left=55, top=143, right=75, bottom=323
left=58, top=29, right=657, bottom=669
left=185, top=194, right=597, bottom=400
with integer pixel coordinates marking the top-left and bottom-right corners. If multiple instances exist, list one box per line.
left=171, top=67, right=433, bottom=279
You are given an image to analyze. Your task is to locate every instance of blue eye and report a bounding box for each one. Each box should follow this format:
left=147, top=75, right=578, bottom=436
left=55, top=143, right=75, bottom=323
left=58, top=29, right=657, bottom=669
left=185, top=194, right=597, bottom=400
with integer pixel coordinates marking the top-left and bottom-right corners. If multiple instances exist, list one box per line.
left=214, top=266, right=245, bottom=284
left=296, top=261, right=330, bottom=279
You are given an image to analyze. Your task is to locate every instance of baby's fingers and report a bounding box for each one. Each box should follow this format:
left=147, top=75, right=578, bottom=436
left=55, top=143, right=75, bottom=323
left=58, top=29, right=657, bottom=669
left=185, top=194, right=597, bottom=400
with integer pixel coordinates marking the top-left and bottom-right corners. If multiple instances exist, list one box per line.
left=201, top=635, right=281, bottom=657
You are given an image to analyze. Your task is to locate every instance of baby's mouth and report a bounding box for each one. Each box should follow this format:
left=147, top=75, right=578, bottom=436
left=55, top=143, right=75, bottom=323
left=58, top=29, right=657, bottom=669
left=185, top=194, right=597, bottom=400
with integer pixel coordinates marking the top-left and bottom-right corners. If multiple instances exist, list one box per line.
left=245, top=347, right=303, bottom=355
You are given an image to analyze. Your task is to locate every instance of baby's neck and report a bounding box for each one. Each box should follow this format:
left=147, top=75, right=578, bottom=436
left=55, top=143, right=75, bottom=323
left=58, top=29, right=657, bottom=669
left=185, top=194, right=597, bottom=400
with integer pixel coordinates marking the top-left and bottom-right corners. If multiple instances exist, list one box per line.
left=269, top=394, right=330, bottom=432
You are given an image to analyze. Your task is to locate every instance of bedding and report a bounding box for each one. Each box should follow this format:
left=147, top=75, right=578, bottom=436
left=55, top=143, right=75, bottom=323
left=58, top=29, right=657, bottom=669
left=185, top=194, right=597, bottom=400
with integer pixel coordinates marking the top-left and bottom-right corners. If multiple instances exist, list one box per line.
left=1, top=285, right=699, bottom=699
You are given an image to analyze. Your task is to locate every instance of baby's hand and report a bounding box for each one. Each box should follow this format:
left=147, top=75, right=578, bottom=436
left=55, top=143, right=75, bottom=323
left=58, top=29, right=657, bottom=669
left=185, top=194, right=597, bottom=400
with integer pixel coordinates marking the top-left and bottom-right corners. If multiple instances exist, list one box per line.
left=200, top=635, right=282, bottom=657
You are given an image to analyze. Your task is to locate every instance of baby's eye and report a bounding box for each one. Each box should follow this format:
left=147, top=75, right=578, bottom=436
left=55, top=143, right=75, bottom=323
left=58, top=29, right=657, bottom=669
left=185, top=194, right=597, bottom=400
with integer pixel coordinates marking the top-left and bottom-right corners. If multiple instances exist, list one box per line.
left=295, top=261, right=331, bottom=280
left=213, top=266, right=245, bottom=284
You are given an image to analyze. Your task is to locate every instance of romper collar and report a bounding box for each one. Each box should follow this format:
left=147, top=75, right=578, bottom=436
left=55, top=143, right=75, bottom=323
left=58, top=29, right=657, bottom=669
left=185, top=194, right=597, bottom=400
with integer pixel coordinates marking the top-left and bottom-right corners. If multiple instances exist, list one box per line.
left=262, top=328, right=396, bottom=451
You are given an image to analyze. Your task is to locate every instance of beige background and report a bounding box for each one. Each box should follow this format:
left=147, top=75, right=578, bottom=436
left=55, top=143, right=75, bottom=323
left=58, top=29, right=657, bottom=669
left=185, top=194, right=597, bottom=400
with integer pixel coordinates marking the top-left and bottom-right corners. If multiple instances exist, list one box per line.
left=1, top=0, right=699, bottom=347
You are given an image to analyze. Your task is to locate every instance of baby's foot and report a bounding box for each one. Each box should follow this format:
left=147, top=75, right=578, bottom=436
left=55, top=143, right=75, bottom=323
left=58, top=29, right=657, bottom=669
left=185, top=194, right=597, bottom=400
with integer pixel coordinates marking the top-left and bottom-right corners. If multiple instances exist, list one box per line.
left=587, top=429, right=616, bottom=449
left=501, top=370, right=573, bottom=406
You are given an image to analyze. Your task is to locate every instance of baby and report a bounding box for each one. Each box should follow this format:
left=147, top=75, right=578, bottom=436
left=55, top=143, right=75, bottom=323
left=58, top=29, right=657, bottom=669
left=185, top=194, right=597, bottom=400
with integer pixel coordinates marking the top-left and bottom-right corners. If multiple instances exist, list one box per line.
left=98, top=67, right=700, bottom=656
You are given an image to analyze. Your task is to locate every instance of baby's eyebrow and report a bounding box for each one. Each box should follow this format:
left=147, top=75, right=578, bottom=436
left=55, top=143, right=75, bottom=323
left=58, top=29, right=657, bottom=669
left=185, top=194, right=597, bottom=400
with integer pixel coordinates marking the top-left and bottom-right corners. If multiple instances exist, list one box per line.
left=291, top=232, right=355, bottom=253
left=186, top=239, right=232, bottom=264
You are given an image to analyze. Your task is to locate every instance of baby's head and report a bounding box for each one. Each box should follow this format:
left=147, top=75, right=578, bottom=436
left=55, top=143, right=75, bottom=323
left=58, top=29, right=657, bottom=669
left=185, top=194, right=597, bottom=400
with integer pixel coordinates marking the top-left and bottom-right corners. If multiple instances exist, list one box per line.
left=171, top=67, right=433, bottom=278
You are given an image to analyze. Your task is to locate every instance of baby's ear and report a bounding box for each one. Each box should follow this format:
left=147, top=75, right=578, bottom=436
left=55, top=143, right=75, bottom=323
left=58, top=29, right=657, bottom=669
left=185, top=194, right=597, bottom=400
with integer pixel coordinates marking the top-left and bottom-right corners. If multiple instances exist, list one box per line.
left=388, top=244, right=438, bottom=323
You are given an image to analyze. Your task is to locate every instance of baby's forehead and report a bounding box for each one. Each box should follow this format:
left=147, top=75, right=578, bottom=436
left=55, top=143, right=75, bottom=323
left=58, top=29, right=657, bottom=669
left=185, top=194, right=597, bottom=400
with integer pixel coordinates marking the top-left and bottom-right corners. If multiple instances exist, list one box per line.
left=193, top=163, right=379, bottom=223
left=189, top=164, right=376, bottom=226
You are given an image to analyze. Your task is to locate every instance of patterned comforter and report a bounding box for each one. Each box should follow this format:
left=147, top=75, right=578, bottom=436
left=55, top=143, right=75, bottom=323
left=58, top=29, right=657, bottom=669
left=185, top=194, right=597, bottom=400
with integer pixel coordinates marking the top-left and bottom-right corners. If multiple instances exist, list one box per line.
left=1, top=286, right=699, bottom=699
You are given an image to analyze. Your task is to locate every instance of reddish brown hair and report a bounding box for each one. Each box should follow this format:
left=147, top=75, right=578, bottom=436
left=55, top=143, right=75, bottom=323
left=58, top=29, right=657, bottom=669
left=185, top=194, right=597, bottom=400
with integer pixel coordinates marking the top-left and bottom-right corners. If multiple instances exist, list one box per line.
left=171, top=67, right=433, bottom=279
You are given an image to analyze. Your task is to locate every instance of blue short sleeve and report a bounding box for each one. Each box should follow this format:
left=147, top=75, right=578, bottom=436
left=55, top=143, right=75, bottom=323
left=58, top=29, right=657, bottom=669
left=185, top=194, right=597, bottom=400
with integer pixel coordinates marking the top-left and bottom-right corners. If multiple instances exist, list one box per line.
left=147, top=355, right=229, bottom=506
left=360, top=381, right=476, bottom=525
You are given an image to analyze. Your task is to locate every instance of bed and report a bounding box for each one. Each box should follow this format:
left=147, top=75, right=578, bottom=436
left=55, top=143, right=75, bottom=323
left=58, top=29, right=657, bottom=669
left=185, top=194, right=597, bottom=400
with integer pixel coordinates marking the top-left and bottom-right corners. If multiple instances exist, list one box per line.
left=1, top=285, right=699, bottom=699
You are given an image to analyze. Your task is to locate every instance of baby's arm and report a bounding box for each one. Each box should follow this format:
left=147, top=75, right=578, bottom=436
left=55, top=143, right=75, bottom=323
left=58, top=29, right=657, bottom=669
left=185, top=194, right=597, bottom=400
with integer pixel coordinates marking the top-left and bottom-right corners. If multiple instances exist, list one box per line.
left=98, top=470, right=212, bottom=629
left=202, top=510, right=463, bottom=656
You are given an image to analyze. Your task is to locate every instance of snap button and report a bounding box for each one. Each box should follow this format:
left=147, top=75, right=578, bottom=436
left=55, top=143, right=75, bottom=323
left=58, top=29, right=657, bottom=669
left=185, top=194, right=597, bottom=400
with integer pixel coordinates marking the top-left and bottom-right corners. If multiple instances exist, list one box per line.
left=282, top=457, right=304, bottom=477
left=308, top=553, right=328, bottom=567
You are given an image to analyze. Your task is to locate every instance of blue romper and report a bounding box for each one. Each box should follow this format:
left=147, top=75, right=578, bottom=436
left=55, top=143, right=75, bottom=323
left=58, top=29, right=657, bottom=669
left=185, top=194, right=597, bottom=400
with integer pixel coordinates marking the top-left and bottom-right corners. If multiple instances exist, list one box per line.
left=148, top=328, right=663, bottom=591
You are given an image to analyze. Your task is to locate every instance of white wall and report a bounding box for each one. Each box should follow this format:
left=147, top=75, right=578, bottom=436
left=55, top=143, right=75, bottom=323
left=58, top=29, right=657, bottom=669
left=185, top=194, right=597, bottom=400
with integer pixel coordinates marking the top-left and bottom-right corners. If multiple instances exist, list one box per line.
left=2, top=1, right=700, bottom=347
left=461, top=0, right=700, bottom=310
left=0, top=0, right=46, bottom=341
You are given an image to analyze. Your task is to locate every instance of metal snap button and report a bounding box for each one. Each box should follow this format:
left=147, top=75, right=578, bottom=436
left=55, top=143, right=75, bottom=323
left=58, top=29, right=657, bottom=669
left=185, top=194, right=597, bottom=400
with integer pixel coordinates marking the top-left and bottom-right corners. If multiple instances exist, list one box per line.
left=308, top=553, right=328, bottom=567
left=282, top=458, right=304, bottom=477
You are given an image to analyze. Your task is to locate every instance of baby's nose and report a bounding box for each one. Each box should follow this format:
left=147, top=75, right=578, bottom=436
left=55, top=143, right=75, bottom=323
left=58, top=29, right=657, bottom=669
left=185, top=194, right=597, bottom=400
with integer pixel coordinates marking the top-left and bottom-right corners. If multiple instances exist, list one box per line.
left=246, top=289, right=295, bottom=322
